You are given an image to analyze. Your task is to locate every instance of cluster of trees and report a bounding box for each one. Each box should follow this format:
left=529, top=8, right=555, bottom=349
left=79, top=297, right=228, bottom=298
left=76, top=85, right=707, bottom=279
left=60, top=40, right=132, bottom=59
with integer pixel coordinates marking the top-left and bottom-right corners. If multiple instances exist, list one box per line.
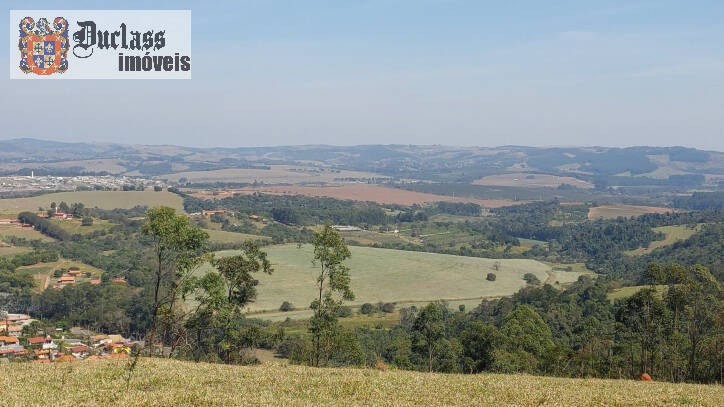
left=275, top=263, right=721, bottom=384
left=184, top=194, right=393, bottom=226
left=18, top=212, right=71, bottom=241
left=673, top=192, right=724, bottom=210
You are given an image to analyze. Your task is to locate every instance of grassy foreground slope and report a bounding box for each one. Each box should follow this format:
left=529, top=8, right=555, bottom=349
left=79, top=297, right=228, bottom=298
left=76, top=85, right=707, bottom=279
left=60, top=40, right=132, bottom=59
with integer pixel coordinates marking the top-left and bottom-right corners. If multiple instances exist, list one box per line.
left=2, top=359, right=720, bottom=407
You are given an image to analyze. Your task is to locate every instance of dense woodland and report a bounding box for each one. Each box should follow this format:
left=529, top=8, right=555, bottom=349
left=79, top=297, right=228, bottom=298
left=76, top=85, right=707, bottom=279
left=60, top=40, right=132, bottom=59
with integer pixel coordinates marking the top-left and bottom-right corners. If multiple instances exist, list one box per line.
left=0, top=192, right=722, bottom=383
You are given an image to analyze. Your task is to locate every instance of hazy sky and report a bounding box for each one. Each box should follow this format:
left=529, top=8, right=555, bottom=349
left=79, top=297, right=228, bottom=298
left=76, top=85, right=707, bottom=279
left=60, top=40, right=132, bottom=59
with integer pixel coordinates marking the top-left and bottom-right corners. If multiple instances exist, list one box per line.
left=1, top=1, right=723, bottom=150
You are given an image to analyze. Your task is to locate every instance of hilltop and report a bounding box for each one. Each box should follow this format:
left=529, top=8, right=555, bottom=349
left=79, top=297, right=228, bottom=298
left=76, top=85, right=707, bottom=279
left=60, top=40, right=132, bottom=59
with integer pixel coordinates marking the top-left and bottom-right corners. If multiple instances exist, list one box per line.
left=1, top=358, right=720, bottom=406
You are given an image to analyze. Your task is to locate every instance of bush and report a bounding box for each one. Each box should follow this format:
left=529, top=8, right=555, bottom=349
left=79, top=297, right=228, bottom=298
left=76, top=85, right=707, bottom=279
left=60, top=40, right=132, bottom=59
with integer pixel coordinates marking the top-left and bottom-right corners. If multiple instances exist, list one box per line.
left=360, top=303, right=374, bottom=315
left=380, top=302, right=395, bottom=313
left=486, top=273, right=496, bottom=281
left=279, top=301, right=294, bottom=312
left=459, top=304, right=466, bottom=312
left=523, top=273, right=541, bottom=285
left=153, top=186, right=163, bottom=192
left=81, top=217, right=94, bottom=226
left=337, top=306, right=352, bottom=317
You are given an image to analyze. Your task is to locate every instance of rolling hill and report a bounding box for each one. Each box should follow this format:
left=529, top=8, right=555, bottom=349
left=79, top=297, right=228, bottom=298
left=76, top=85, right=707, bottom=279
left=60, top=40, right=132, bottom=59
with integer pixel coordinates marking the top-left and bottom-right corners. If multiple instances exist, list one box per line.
left=198, top=244, right=591, bottom=318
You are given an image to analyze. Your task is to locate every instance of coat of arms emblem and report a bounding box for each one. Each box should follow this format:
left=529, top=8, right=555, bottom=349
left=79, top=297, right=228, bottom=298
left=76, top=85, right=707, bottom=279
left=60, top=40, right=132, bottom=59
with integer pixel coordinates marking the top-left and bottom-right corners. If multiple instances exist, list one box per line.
left=18, top=17, right=70, bottom=75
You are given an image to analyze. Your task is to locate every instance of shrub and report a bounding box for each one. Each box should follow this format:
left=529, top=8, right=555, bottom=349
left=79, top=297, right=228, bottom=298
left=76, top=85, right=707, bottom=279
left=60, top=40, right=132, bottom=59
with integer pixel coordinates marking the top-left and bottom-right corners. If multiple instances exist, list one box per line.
left=81, top=217, right=93, bottom=226
left=360, top=303, right=374, bottom=315
left=337, top=306, right=352, bottom=318
left=486, top=273, right=497, bottom=281
left=523, top=273, right=541, bottom=285
left=279, top=301, right=294, bottom=312
left=458, top=304, right=465, bottom=312
left=380, top=302, right=395, bottom=313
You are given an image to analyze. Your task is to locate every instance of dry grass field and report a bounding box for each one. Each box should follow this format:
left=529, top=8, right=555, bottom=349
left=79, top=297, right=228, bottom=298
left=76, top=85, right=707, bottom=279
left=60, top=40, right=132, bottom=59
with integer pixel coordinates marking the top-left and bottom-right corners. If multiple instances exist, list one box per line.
left=0, top=224, right=56, bottom=242
left=203, top=228, right=271, bottom=244
left=626, top=224, right=702, bottom=255
left=191, top=184, right=519, bottom=207
left=1, top=358, right=720, bottom=406
left=0, top=245, right=32, bottom=256
left=0, top=191, right=184, bottom=212
left=197, top=244, right=589, bottom=315
left=588, top=204, right=673, bottom=220
left=473, top=173, right=594, bottom=189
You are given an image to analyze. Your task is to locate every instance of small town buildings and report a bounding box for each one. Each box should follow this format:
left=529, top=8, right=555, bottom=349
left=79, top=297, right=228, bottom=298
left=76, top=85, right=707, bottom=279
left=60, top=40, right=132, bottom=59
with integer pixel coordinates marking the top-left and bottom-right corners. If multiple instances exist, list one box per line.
left=52, top=212, right=74, bottom=220
left=111, top=278, right=127, bottom=284
left=89, top=278, right=101, bottom=285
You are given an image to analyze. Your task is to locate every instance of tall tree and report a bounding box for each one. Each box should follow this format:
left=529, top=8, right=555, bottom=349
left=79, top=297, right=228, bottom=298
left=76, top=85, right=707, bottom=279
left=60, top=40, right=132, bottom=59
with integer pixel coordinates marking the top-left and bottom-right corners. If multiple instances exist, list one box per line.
left=309, top=225, right=353, bottom=367
left=185, top=242, right=274, bottom=363
left=412, top=303, right=445, bottom=372
left=142, top=207, right=208, bottom=356
left=213, top=242, right=273, bottom=307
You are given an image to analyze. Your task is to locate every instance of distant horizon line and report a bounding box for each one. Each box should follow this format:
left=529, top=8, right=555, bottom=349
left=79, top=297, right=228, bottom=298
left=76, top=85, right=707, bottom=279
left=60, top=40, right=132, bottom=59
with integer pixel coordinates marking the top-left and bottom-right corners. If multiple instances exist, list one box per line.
left=1, top=137, right=720, bottom=153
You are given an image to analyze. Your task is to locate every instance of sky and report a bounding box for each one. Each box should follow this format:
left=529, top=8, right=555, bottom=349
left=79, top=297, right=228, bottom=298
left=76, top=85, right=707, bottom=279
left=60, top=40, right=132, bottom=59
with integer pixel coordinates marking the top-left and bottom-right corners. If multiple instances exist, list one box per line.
left=1, top=1, right=723, bottom=150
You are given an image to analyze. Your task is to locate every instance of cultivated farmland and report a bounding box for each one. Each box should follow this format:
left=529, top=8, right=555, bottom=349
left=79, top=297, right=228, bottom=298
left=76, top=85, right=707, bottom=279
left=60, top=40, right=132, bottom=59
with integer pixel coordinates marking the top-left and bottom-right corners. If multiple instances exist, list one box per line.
left=0, top=190, right=184, bottom=212
left=197, top=244, right=590, bottom=316
left=588, top=204, right=673, bottom=220
left=2, top=358, right=721, bottom=407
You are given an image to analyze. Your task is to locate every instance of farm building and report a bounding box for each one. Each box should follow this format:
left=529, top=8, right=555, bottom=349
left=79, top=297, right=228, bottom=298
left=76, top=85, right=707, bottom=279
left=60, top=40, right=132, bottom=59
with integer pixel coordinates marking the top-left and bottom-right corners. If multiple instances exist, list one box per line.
left=58, top=276, right=76, bottom=285
left=202, top=209, right=227, bottom=216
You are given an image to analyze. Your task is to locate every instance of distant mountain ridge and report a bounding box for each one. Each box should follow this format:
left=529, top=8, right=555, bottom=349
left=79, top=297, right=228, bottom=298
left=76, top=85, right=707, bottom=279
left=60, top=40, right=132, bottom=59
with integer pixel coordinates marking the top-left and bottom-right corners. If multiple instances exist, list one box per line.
left=0, top=138, right=721, bottom=188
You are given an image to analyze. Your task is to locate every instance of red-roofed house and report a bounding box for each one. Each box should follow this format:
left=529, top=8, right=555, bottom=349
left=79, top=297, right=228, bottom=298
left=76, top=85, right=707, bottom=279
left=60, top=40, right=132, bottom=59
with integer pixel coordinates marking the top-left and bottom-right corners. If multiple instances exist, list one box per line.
left=58, top=276, right=76, bottom=285
left=69, top=345, right=89, bottom=358
left=27, top=336, right=45, bottom=346
left=0, top=336, right=19, bottom=345
left=28, top=335, right=56, bottom=349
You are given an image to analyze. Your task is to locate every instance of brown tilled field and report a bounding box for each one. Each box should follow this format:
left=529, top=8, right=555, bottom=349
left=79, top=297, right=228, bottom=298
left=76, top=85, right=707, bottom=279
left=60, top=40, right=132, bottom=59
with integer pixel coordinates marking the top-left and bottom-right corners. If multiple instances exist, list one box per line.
left=588, top=204, right=673, bottom=219
left=189, top=184, right=520, bottom=207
